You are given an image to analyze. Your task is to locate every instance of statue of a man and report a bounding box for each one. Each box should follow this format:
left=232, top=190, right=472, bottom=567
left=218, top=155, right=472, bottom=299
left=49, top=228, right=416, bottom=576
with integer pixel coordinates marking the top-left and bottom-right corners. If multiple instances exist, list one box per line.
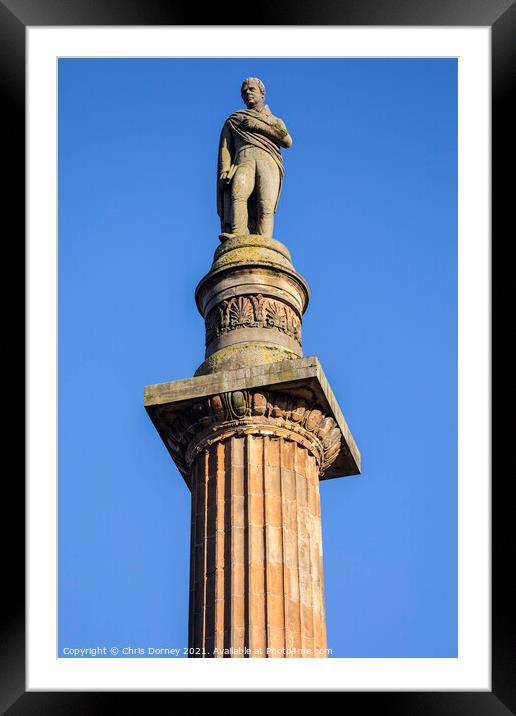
left=217, top=77, right=292, bottom=238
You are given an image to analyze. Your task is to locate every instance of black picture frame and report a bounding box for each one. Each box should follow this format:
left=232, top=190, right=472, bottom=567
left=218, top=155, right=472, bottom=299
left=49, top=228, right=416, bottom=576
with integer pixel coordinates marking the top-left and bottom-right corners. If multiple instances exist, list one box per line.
left=4, top=0, right=512, bottom=711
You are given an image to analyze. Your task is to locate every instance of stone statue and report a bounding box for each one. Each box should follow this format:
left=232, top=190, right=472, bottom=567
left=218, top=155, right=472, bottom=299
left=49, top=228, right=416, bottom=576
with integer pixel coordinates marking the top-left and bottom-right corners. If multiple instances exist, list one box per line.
left=217, top=77, right=292, bottom=238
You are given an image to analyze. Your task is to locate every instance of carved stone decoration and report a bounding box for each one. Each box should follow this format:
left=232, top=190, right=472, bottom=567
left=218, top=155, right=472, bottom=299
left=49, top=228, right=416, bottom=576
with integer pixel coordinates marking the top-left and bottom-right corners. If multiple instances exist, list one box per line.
left=158, top=389, right=342, bottom=481
left=205, top=294, right=302, bottom=347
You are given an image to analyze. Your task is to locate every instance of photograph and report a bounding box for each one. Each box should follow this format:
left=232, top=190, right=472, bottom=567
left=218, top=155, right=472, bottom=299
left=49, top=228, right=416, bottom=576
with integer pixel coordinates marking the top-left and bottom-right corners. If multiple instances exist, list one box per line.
left=9, top=11, right=507, bottom=707
left=57, top=56, right=458, bottom=660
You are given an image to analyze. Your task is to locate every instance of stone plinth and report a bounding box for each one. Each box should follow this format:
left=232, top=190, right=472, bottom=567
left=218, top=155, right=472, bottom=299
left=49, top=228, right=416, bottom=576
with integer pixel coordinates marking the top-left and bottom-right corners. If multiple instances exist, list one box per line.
left=194, top=235, right=309, bottom=376
left=145, top=356, right=360, bottom=657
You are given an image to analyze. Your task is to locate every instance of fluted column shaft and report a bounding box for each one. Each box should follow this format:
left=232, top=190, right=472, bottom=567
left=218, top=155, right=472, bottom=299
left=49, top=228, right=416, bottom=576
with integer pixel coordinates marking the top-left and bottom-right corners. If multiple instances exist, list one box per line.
left=188, top=432, right=327, bottom=658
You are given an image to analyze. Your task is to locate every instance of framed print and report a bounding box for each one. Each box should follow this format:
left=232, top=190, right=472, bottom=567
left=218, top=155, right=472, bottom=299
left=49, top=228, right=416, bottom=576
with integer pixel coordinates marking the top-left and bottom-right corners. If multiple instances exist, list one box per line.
left=3, top=0, right=513, bottom=711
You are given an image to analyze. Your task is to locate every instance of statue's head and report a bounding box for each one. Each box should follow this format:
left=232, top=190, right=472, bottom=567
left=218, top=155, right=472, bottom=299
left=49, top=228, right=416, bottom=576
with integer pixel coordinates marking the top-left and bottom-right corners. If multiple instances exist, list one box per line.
left=241, top=77, right=265, bottom=109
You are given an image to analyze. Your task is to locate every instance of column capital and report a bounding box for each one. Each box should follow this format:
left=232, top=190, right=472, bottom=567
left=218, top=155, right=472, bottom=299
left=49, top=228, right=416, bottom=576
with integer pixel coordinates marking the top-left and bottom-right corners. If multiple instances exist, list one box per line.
left=145, top=355, right=361, bottom=489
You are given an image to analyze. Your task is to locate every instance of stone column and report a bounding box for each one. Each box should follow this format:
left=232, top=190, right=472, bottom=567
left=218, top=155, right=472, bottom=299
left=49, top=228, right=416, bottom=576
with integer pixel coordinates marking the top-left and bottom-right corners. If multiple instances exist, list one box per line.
left=181, top=389, right=340, bottom=657
left=144, top=235, right=361, bottom=658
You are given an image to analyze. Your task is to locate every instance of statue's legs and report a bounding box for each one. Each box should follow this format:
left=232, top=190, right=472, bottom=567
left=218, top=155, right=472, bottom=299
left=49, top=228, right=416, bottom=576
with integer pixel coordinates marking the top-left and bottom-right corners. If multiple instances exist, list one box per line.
left=255, top=159, right=280, bottom=237
left=231, top=154, right=281, bottom=237
left=231, top=161, right=255, bottom=235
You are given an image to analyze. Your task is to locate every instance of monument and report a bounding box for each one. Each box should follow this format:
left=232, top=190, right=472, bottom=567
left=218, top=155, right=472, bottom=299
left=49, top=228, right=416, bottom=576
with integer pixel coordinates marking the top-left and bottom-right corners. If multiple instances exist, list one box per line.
left=144, top=78, right=361, bottom=658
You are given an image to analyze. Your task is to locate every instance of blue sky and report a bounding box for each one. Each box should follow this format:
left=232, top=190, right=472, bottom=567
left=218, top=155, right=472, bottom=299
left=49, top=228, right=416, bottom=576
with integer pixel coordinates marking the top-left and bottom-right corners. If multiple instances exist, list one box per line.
left=58, top=57, right=457, bottom=658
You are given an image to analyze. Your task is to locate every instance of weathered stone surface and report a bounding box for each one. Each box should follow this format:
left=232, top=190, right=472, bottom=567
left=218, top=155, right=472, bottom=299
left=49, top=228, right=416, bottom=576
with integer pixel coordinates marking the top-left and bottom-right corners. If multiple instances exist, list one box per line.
left=195, top=343, right=301, bottom=377
left=210, top=233, right=295, bottom=271
left=144, top=355, right=361, bottom=482
left=217, top=78, right=292, bottom=237
left=189, top=433, right=327, bottom=657
left=194, top=234, right=309, bottom=376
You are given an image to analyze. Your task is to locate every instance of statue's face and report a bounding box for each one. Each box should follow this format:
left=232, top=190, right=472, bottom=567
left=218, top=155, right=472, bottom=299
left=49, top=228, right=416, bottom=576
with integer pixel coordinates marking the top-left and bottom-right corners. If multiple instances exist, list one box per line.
left=241, top=81, right=263, bottom=108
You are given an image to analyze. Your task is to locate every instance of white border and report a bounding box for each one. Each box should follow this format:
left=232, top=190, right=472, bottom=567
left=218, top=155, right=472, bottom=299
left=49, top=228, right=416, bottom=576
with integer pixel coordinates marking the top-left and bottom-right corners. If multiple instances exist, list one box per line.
left=27, top=27, right=490, bottom=691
